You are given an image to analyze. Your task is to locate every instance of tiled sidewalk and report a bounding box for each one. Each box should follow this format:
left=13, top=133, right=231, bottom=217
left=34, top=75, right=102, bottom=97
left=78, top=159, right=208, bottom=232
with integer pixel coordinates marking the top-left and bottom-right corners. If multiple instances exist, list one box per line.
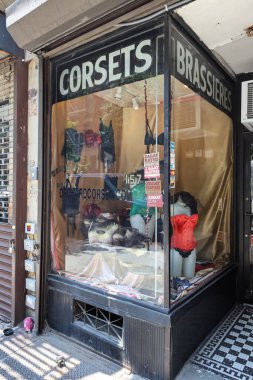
left=176, top=304, right=253, bottom=380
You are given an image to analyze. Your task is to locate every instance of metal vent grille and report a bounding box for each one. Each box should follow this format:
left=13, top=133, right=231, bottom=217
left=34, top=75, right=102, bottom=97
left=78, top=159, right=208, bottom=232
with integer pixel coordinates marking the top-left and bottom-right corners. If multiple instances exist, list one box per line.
left=73, top=300, right=123, bottom=346
left=247, top=82, right=253, bottom=119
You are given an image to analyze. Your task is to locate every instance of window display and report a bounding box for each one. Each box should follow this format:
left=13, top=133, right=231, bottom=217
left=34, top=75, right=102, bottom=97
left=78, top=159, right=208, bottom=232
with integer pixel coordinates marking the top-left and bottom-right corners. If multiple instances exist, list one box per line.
left=50, top=74, right=165, bottom=305
left=49, top=21, right=234, bottom=309
left=170, top=77, right=233, bottom=303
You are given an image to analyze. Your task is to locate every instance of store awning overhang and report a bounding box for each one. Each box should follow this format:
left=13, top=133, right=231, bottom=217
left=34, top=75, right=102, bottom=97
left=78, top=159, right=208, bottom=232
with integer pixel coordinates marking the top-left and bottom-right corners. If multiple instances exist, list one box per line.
left=0, top=12, right=23, bottom=58
left=5, top=0, right=175, bottom=54
left=175, top=0, right=253, bottom=75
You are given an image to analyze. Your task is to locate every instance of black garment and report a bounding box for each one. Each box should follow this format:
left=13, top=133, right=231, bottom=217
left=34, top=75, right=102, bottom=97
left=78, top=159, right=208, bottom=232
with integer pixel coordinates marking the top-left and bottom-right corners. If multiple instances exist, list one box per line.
left=60, top=177, right=80, bottom=216
left=99, top=119, right=115, bottom=166
left=174, top=247, right=193, bottom=258
left=157, top=132, right=164, bottom=145
left=62, top=128, right=85, bottom=162
left=104, top=175, right=118, bottom=199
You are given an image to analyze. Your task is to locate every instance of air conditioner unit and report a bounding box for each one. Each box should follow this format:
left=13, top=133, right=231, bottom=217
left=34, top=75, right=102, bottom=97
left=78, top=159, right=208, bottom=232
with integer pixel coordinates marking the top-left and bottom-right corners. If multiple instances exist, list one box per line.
left=241, top=80, right=253, bottom=131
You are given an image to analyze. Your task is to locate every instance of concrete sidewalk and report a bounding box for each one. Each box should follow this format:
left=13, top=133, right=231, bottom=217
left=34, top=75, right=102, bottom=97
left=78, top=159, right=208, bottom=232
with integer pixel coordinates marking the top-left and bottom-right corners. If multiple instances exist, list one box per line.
left=0, top=320, right=226, bottom=380
left=0, top=322, right=146, bottom=380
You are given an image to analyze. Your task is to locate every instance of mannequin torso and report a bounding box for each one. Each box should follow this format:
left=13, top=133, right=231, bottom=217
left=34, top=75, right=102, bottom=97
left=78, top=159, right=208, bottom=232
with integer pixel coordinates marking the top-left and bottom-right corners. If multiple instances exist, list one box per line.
left=170, top=194, right=198, bottom=278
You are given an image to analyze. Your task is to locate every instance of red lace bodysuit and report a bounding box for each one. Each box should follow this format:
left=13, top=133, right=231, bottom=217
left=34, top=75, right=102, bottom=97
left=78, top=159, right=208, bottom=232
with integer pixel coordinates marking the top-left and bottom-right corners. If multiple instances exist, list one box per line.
left=171, top=214, right=198, bottom=257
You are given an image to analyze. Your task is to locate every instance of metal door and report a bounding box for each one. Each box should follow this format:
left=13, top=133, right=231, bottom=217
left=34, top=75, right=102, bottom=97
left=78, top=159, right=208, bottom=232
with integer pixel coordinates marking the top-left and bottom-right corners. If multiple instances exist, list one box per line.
left=0, top=62, right=15, bottom=320
left=243, top=134, right=253, bottom=301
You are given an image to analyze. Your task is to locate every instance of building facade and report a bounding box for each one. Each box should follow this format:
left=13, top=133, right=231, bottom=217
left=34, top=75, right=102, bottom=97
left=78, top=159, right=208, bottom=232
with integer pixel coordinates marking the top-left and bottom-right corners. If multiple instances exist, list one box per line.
left=4, top=0, right=253, bottom=379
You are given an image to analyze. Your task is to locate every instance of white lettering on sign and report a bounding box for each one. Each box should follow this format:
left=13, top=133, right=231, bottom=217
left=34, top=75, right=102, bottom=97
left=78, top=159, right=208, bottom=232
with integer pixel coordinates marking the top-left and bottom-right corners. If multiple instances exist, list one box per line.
left=94, top=56, right=107, bottom=85
left=176, top=40, right=232, bottom=112
left=147, top=193, right=163, bottom=207
left=59, top=69, right=69, bottom=96
left=144, top=165, right=160, bottom=179
left=59, top=39, right=153, bottom=96
left=82, top=62, right=93, bottom=89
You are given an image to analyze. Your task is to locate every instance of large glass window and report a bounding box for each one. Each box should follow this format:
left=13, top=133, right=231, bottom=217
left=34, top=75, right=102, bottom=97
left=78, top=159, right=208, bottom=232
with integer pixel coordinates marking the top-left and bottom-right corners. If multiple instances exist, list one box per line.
left=49, top=20, right=234, bottom=309
left=170, top=77, right=233, bottom=304
left=50, top=35, right=165, bottom=305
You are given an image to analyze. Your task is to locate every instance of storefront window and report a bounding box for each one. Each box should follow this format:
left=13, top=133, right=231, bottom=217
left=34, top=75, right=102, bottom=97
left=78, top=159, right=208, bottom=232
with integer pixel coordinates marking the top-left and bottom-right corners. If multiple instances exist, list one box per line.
left=50, top=26, right=165, bottom=306
left=49, top=21, right=234, bottom=308
left=169, top=25, right=233, bottom=304
left=170, top=78, right=233, bottom=304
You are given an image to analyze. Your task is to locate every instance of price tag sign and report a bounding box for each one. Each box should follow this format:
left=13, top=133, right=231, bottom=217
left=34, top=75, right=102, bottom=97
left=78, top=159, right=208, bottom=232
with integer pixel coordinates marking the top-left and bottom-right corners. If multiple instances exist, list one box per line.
left=144, top=152, right=159, bottom=166
left=145, top=180, right=161, bottom=195
left=147, top=194, right=163, bottom=207
left=144, top=153, right=160, bottom=179
left=144, top=165, right=160, bottom=178
left=145, top=180, right=162, bottom=207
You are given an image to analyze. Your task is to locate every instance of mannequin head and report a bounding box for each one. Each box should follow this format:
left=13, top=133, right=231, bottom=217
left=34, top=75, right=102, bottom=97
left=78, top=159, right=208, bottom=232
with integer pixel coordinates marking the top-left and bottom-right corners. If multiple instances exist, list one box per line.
left=171, top=191, right=198, bottom=216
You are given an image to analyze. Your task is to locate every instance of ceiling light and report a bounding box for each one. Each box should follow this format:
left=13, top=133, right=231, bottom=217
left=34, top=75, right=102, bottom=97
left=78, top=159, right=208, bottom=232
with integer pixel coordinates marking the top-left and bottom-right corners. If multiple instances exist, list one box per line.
left=132, top=97, right=139, bottom=110
left=114, top=87, right=122, bottom=100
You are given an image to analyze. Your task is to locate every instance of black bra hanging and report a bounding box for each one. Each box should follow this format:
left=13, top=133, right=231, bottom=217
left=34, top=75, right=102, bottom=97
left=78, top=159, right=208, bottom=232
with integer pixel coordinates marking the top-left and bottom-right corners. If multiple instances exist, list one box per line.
left=144, top=79, right=155, bottom=153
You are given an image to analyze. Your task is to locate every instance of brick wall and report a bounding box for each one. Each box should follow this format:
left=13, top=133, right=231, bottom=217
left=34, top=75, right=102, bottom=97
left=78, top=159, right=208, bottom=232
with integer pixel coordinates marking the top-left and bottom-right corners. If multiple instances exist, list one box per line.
left=0, top=61, right=14, bottom=224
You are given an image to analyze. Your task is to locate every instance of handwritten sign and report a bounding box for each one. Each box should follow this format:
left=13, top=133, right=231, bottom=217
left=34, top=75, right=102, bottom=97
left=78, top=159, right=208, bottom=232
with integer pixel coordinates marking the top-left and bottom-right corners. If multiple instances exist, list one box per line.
left=147, top=194, right=163, bottom=207
left=144, top=153, right=160, bottom=179
left=145, top=180, right=161, bottom=195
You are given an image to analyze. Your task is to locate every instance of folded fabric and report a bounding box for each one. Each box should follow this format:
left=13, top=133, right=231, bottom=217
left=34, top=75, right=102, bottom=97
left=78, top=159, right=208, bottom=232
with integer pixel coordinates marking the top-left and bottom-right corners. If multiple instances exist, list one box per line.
left=88, top=223, right=118, bottom=244
left=172, top=277, right=190, bottom=291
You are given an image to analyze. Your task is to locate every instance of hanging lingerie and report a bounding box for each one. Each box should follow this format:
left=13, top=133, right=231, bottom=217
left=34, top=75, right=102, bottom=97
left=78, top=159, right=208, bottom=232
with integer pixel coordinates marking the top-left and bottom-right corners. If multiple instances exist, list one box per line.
left=171, top=214, right=198, bottom=258
left=99, top=119, right=116, bottom=167
left=129, top=182, right=155, bottom=217
left=61, top=128, right=85, bottom=162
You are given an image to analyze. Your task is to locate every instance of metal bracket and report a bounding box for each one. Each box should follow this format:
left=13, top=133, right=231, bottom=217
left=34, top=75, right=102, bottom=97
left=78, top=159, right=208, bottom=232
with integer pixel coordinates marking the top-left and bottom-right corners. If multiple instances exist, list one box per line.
left=8, top=239, right=15, bottom=254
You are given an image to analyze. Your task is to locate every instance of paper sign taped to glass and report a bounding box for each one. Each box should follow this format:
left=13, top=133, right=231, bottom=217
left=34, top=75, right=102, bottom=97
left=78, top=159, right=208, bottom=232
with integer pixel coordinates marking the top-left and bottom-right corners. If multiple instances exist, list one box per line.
left=144, top=152, right=159, bottom=167
left=147, top=194, right=163, bottom=207
left=144, top=165, right=160, bottom=179
left=144, top=152, right=160, bottom=179
left=145, top=180, right=161, bottom=195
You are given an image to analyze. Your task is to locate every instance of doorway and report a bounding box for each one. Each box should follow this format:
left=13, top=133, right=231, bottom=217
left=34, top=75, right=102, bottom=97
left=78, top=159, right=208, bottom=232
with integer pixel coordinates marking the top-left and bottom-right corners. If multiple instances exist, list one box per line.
left=0, top=59, right=28, bottom=325
left=243, top=133, right=253, bottom=301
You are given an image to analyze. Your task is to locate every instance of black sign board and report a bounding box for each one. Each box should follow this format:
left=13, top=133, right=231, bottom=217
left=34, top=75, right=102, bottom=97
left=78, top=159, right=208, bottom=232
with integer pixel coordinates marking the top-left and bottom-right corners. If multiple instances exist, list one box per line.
left=52, top=26, right=164, bottom=104
left=52, top=22, right=233, bottom=116
left=171, top=26, right=233, bottom=115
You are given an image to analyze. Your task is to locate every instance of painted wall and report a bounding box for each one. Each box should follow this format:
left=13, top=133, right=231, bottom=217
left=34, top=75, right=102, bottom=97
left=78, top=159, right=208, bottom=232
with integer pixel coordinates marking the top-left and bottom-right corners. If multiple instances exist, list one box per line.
left=25, top=55, right=39, bottom=318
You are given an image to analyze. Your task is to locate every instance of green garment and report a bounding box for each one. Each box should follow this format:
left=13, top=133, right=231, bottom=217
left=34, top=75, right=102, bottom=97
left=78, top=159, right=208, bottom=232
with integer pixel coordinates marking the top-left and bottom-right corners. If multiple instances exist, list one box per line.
left=130, top=182, right=155, bottom=217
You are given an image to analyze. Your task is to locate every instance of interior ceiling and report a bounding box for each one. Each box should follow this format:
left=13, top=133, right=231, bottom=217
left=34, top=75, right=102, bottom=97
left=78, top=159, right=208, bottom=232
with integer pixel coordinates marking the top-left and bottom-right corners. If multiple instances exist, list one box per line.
left=94, top=76, right=194, bottom=108
left=175, top=0, right=253, bottom=75
left=95, top=76, right=165, bottom=108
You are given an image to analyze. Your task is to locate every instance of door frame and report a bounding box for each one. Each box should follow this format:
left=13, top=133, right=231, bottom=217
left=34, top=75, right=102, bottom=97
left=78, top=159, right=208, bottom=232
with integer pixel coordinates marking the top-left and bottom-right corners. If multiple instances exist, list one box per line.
left=12, top=59, right=28, bottom=325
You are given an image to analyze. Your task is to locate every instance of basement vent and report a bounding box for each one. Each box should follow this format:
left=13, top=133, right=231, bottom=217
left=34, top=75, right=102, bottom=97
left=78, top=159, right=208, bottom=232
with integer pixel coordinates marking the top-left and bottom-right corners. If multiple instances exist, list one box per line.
left=73, top=300, right=123, bottom=346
